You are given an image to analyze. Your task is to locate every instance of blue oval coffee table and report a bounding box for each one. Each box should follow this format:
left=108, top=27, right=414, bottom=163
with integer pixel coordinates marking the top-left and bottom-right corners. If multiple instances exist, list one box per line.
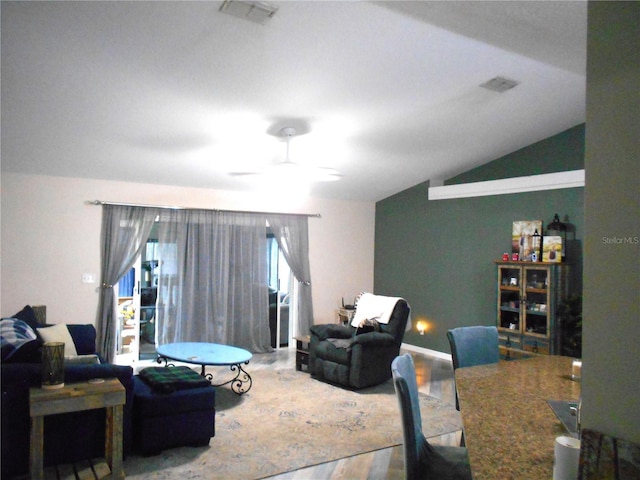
left=156, top=342, right=253, bottom=395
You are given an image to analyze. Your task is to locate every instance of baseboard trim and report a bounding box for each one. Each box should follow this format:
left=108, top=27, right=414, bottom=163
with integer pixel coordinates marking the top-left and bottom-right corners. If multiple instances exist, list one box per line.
left=401, top=343, right=452, bottom=362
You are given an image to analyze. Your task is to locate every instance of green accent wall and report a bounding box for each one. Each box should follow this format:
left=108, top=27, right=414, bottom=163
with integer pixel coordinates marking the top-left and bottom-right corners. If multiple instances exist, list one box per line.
left=447, top=124, right=585, bottom=185
left=375, top=126, right=585, bottom=354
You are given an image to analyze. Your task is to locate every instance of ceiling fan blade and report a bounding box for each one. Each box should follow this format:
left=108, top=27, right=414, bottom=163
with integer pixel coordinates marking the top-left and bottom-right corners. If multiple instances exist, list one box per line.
left=315, top=167, right=343, bottom=182
left=228, top=171, right=260, bottom=177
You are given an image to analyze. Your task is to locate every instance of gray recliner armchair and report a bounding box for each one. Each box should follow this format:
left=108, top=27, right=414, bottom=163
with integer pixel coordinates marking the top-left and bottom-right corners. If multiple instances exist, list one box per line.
left=309, top=295, right=410, bottom=389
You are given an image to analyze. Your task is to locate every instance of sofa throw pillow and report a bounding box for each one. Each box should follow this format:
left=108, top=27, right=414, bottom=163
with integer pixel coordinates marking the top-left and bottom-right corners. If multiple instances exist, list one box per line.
left=37, top=323, right=78, bottom=357
left=10, top=305, right=43, bottom=330
left=1, top=318, right=41, bottom=362
left=66, top=324, right=96, bottom=355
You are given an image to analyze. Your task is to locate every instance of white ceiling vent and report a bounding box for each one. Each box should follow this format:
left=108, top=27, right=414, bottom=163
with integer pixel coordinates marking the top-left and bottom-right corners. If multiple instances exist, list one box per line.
left=219, top=0, right=279, bottom=25
left=480, top=76, right=520, bottom=93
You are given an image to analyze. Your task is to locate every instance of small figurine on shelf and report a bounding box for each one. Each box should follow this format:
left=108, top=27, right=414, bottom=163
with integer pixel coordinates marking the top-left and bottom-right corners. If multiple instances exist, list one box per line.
left=532, top=229, right=541, bottom=262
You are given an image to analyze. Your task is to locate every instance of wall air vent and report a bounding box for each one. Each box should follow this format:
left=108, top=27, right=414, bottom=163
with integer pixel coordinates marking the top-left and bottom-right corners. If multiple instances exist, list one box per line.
left=219, top=0, right=279, bottom=25
left=480, top=76, right=520, bottom=93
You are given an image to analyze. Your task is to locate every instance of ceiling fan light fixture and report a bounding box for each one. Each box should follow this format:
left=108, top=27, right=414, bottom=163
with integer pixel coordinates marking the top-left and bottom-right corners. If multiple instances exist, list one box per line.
left=278, top=127, right=343, bottom=182
left=227, top=125, right=343, bottom=184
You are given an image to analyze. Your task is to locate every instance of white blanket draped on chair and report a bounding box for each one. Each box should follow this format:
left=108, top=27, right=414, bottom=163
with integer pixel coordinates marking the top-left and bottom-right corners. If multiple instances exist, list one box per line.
left=351, top=293, right=410, bottom=329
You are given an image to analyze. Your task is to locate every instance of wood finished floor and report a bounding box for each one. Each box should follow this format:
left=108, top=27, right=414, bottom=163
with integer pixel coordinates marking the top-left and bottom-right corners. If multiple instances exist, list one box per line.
left=251, top=347, right=462, bottom=480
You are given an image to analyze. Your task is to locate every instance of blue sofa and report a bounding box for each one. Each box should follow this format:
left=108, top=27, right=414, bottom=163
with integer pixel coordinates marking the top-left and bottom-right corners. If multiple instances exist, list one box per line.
left=1, top=306, right=134, bottom=479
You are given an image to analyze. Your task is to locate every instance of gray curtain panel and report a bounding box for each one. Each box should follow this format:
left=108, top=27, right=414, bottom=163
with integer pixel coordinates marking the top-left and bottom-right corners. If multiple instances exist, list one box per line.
left=154, top=209, right=271, bottom=352
left=98, top=205, right=159, bottom=362
left=266, top=214, right=314, bottom=338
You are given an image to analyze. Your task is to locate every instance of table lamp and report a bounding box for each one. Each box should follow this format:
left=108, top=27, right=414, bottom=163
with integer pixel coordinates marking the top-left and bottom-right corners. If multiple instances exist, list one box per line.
left=416, top=320, right=428, bottom=335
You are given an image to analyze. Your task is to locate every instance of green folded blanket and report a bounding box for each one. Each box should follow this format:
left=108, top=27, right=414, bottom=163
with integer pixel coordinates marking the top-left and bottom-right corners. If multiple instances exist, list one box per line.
left=139, top=366, right=211, bottom=393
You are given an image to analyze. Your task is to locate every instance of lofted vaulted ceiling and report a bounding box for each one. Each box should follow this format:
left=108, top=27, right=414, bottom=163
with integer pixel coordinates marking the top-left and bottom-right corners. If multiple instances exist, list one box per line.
left=1, top=1, right=586, bottom=202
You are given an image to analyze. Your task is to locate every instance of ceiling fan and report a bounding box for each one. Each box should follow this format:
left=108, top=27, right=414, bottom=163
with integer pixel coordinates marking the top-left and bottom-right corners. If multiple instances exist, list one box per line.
left=229, top=127, right=343, bottom=183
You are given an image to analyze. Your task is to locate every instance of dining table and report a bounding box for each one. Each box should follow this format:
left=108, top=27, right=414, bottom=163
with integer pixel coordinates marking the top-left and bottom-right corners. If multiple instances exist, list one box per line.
left=455, top=354, right=581, bottom=479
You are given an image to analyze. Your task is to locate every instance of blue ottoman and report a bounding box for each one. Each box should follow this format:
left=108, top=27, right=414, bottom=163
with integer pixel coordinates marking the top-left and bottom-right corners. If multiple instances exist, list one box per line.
left=132, top=375, right=216, bottom=455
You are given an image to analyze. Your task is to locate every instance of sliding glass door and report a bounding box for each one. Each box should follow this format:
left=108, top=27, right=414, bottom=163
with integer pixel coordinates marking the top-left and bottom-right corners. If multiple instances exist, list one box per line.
left=115, top=236, right=159, bottom=364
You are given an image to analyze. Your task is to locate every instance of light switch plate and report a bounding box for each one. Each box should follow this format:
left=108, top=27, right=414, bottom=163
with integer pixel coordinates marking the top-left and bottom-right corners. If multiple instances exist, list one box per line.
left=81, top=273, right=96, bottom=284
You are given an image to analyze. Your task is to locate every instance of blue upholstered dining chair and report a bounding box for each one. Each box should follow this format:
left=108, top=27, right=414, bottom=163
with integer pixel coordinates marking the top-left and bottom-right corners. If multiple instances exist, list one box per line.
left=391, top=354, right=472, bottom=480
left=447, top=325, right=500, bottom=426
left=446, top=325, right=499, bottom=371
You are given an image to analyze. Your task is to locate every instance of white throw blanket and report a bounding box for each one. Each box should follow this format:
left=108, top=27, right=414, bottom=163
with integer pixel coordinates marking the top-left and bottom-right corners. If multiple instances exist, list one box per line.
left=350, top=293, right=408, bottom=328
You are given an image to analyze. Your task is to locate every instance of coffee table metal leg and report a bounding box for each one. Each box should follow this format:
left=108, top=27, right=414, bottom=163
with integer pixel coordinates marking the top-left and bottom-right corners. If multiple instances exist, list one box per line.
left=230, top=362, right=252, bottom=395
left=208, top=362, right=252, bottom=395
left=156, top=355, right=173, bottom=367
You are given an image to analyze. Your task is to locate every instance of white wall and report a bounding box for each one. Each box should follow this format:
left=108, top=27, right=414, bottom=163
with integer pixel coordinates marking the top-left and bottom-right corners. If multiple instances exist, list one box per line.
left=0, top=173, right=375, bottom=328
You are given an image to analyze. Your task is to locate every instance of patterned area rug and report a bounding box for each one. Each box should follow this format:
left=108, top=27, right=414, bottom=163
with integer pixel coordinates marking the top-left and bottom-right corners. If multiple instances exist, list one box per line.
left=123, top=368, right=462, bottom=479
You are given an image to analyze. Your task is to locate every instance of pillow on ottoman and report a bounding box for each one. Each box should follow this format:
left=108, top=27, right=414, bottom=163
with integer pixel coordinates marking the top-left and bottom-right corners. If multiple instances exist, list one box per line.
left=139, top=366, right=211, bottom=393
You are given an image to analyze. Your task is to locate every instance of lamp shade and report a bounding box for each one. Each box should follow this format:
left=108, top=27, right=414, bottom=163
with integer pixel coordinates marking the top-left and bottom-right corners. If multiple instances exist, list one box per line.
left=41, top=342, right=65, bottom=389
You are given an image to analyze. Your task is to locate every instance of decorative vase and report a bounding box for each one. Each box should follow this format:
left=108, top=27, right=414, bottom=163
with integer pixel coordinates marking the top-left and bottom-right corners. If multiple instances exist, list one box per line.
left=42, top=342, right=65, bottom=389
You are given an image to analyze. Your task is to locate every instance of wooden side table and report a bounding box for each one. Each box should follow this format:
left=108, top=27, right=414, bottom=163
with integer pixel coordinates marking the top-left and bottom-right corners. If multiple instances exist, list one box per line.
left=295, top=335, right=311, bottom=372
left=29, top=379, right=126, bottom=480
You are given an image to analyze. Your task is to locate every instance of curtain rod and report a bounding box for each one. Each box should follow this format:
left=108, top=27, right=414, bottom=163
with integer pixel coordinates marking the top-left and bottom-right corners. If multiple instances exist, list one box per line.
left=87, top=200, right=321, bottom=218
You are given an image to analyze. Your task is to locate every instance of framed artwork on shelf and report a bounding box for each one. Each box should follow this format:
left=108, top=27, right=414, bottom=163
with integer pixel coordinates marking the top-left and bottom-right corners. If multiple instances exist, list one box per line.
left=543, top=236, right=563, bottom=262
left=511, top=220, right=543, bottom=261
